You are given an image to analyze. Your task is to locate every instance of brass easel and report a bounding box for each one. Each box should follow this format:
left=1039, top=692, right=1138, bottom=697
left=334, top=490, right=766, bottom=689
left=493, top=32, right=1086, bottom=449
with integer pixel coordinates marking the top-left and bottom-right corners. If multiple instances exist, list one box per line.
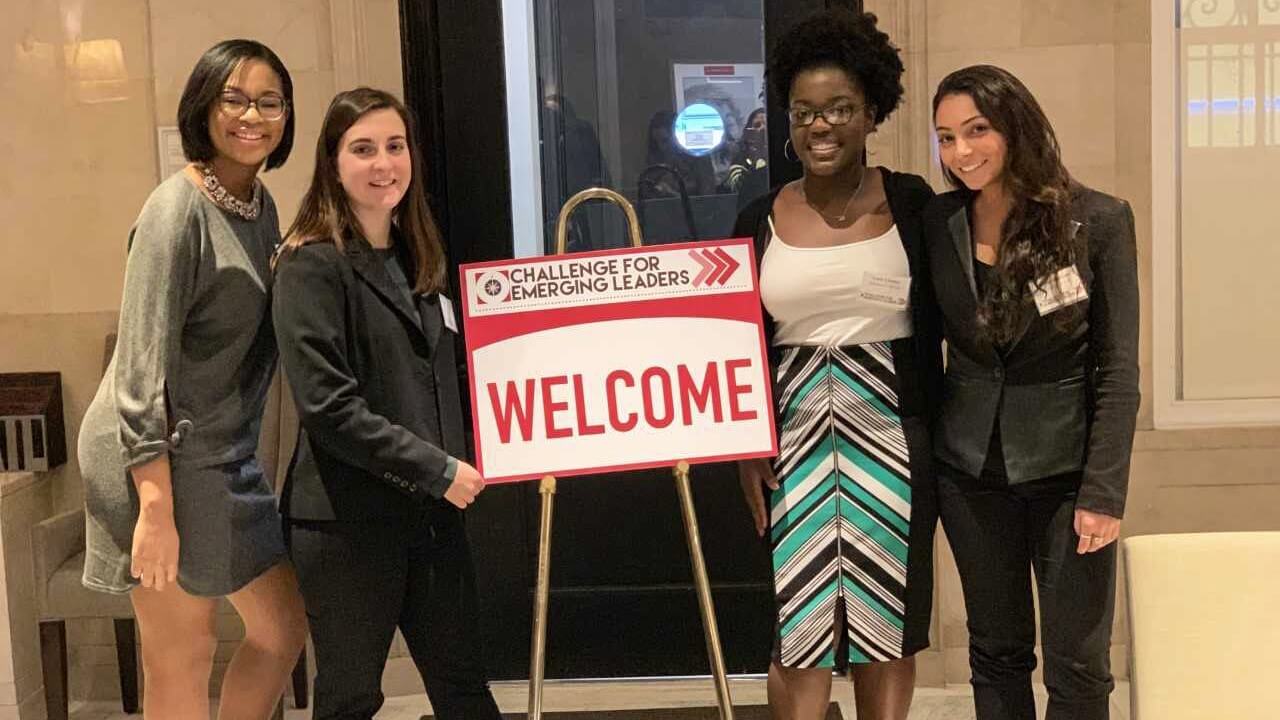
left=527, top=188, right=734, bottom=720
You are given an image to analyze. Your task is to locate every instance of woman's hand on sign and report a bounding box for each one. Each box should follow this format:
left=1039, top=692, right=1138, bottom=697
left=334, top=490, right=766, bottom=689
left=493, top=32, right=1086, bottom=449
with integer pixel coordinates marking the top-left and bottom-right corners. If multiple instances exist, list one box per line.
left=444, top=461, right=486, bottom=509
left=737, top=458, right=778, bottom=538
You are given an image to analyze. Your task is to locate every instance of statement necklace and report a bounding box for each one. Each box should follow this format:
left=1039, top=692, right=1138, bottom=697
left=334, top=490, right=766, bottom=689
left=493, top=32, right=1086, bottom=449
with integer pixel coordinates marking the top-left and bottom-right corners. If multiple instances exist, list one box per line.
left=196, top=163, right=262, bottom=221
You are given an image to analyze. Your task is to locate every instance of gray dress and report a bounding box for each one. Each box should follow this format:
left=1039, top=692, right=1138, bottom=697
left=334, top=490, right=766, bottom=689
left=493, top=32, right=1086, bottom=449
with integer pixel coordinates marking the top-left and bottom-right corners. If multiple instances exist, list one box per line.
left=79, top=172, right=286, bottom=596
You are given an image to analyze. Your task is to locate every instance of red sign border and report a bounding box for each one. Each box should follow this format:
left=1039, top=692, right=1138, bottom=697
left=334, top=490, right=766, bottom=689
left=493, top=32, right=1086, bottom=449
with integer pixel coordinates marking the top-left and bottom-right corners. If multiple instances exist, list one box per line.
left=458, top=237, right=777, bottom=483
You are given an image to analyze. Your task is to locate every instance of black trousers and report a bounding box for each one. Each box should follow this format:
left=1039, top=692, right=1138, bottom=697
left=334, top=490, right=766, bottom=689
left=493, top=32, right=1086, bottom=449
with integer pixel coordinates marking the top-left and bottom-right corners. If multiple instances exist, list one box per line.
left=288, top=504, right=502, bottom=720
left=937, top=465, right=1116, bottom=720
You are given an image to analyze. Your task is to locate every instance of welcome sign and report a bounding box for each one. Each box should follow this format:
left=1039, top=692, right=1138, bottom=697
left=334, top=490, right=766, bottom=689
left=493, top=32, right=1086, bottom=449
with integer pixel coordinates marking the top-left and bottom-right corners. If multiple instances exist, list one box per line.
left=459, top=238, right=776, bottom=483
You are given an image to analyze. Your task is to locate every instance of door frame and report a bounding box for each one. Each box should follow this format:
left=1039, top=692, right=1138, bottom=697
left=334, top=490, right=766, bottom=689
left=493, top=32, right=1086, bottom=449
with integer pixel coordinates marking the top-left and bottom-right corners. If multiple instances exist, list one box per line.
left=398, top=0, right=861, bottom=680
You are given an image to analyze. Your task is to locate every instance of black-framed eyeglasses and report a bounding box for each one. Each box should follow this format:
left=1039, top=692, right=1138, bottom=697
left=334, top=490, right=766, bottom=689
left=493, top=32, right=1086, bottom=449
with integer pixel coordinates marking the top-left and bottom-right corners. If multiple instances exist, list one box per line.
left=219, top=90, right=288, bottom=121
left=787, top=103, right=866, bottom=128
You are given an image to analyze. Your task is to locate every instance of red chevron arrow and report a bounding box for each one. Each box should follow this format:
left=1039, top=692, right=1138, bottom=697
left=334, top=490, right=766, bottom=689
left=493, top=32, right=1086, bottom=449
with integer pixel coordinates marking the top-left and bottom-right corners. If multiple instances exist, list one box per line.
left=688, top=248, right=741, bottom=286
left=690, top=249, right=715, bottom=286
left=711, top=247, right=740, bottom=285
left=703, top=250, right=727, bottom=285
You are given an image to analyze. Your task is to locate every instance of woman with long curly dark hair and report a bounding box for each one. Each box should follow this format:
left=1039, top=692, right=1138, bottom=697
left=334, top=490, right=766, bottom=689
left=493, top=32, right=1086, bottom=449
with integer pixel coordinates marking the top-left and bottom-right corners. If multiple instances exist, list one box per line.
left=925, top=65, right=1139, bottom=720
left=732, top=9, right=943, bottom=719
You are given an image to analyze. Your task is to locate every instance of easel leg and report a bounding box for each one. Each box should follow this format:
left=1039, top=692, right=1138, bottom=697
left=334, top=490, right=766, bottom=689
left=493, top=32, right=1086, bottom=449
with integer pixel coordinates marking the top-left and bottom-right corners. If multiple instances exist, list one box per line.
left=528, top=475, right=557, bottom=720
left=673, top=461, right=735, bottom=720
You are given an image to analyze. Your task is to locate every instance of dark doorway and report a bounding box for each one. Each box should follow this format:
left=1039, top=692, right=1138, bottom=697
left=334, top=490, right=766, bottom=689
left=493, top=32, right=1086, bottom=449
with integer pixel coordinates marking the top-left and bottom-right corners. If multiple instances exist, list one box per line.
left=399, top=0, right=857, bottom=680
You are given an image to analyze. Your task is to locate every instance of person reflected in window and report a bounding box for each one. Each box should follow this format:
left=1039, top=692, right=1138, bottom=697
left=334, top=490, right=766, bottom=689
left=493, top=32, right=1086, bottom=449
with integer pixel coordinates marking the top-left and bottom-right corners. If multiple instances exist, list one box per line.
left=731, top=10, right=943, bottom=720
left=679, top=84, right=744, bottom=187
left=643, top=109, right=719, bottom=199
left=545, top=93, right=610, bottom=194
left=544, top=94, right=610, bottom=251
left=926, top=64, right=1139, bottom=720
left=727, top=108, right=770, bottom=205
left=739, top=108, right=769, bottom=170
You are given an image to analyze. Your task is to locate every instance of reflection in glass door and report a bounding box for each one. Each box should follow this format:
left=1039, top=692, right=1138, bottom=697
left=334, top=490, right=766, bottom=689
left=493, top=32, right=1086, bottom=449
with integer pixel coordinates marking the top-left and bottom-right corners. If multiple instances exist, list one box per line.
left=494, top=0, right=780, bottom=679
left=534, top=0, right=771, bottom=253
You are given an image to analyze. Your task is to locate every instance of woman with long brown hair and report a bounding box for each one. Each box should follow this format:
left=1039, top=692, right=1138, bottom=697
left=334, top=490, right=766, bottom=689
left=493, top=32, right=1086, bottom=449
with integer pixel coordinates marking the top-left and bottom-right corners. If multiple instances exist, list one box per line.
left=925, top=65, right=1139, bottom=720
left=272, top=87, right=500, bottom=720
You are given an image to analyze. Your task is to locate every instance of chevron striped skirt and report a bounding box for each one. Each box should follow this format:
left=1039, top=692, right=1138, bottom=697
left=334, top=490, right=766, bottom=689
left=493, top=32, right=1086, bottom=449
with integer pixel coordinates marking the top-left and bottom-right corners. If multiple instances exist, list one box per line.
left=770, top=342, right=931, bottom=668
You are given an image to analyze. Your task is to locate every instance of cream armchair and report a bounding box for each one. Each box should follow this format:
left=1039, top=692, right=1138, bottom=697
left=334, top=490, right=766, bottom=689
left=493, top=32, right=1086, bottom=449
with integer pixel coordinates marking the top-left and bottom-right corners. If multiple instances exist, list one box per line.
left=1123, top=531, right=1280, bottom=720
left=34, top=507, right=139, bottom=718
left=33, top=508, right=310, bottom=719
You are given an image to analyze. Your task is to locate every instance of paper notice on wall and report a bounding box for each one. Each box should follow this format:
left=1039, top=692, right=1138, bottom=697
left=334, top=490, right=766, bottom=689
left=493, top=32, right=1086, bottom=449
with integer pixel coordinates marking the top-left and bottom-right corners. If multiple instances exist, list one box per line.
left=156, top=126, right=186, bottom=183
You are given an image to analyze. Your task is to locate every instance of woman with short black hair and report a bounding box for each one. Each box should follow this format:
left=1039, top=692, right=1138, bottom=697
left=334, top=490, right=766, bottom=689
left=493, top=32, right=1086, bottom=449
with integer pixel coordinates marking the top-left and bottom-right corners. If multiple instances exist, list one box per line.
left=78, top=39, right=306, bottom=719
left=733, top=9, right=942, bottom=720
left=176, top=41, right=295, bottom=173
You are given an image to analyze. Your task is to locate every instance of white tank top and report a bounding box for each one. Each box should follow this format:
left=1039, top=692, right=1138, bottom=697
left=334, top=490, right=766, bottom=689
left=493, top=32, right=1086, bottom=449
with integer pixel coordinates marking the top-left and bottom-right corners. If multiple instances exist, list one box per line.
left=759, top=216, right=913, bottom=347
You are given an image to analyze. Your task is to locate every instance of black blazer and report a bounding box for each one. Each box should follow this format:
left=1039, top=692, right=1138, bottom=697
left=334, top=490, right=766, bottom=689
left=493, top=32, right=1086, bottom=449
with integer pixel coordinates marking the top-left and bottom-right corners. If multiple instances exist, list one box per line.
left=732, top=170, right=944, bottom=424
left=924, top=185, right=1140, bottom=517
left=272, top=238, right=468, bottom=522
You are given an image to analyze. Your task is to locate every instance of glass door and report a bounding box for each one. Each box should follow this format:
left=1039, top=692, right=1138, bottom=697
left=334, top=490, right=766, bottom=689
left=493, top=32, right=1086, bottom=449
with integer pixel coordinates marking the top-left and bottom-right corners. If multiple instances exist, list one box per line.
left=495, top=0, right=779, bottom=678
left=403, top=0, right=831, bottom=681
left=531, top=0, right=772, bottom=253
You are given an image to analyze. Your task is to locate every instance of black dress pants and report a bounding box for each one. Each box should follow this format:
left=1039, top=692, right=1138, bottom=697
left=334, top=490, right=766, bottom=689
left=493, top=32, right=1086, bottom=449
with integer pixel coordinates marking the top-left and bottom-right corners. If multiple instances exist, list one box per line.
left=288, top=503, right=502, bottom=720
left=937, top=466, right=1116, bottom=720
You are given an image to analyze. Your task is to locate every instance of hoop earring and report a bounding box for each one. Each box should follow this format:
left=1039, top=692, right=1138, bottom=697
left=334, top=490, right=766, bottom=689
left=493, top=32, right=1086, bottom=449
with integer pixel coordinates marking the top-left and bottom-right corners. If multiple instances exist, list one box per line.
left=784, top=139, right=798, bottom=162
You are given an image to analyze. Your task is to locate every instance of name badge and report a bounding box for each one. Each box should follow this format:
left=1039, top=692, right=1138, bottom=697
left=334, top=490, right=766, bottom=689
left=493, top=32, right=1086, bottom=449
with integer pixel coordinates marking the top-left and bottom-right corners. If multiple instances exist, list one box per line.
left=440, top=294, right=459, bottom=333
left=859, top=272, right=912, bottom=309
left=1030, top=266, right=1088, bottom=316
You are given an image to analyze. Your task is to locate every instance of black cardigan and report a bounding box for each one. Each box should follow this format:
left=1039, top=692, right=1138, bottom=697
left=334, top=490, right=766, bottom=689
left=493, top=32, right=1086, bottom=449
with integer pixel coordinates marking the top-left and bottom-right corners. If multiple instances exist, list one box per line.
left=923, top=186, right=1140, bottom=517
left=731, top=170, right=944, bottom=424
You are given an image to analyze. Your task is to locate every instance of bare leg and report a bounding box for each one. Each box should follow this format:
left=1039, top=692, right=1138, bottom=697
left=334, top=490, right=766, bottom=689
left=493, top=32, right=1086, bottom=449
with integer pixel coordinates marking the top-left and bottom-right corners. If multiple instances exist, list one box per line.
left=767, top=661, right=792, bottom=720
left=217, top=562, right=308, bottom=720
left=850, top=655, right=916, bottom=720
left=131, top=583, right=218, bottom=720
left=768, top=662, right=834, bottom=720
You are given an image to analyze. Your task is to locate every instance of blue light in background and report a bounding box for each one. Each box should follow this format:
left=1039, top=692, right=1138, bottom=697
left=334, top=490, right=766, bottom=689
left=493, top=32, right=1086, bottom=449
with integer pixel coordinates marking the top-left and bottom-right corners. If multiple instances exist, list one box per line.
left=673, top=103, right=726, bottom=156
left=1186, top=97, right=1279, bottom=114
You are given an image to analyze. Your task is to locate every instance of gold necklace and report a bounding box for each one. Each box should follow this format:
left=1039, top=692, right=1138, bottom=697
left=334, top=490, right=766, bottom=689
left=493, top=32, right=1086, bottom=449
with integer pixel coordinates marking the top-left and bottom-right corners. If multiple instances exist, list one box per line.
left=799, top=166, right=868, bottom=223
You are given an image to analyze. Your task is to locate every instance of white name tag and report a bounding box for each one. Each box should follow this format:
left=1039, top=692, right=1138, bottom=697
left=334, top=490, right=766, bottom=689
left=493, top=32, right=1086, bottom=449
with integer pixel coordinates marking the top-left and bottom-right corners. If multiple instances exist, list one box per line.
left=859, top=272, right=912, bottom=309
left=440, top=294, right=459, bottom=333
left=1030, top=266, right=1088, bottom=316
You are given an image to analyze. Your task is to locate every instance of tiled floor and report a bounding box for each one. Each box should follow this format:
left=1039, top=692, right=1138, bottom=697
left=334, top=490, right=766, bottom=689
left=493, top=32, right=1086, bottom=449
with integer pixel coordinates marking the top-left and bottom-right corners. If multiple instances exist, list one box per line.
left=69, top=678, right=1131, bottom=719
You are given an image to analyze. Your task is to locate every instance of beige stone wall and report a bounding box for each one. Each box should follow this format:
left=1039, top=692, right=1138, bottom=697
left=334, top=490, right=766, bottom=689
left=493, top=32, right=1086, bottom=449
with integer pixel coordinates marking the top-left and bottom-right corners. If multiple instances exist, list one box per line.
left=867, top=0, right=1280, bottom=686
left=3, top=0, right=1277, bottom=702
left=1, top=0, right=404, bottom=701
left=2, top=0, right=403, bottom=511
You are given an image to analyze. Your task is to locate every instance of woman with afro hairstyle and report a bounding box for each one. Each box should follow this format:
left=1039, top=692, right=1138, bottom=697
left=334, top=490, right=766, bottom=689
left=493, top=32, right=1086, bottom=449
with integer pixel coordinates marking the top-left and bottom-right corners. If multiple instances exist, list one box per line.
left=732, top=9, right=942, bottom=719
